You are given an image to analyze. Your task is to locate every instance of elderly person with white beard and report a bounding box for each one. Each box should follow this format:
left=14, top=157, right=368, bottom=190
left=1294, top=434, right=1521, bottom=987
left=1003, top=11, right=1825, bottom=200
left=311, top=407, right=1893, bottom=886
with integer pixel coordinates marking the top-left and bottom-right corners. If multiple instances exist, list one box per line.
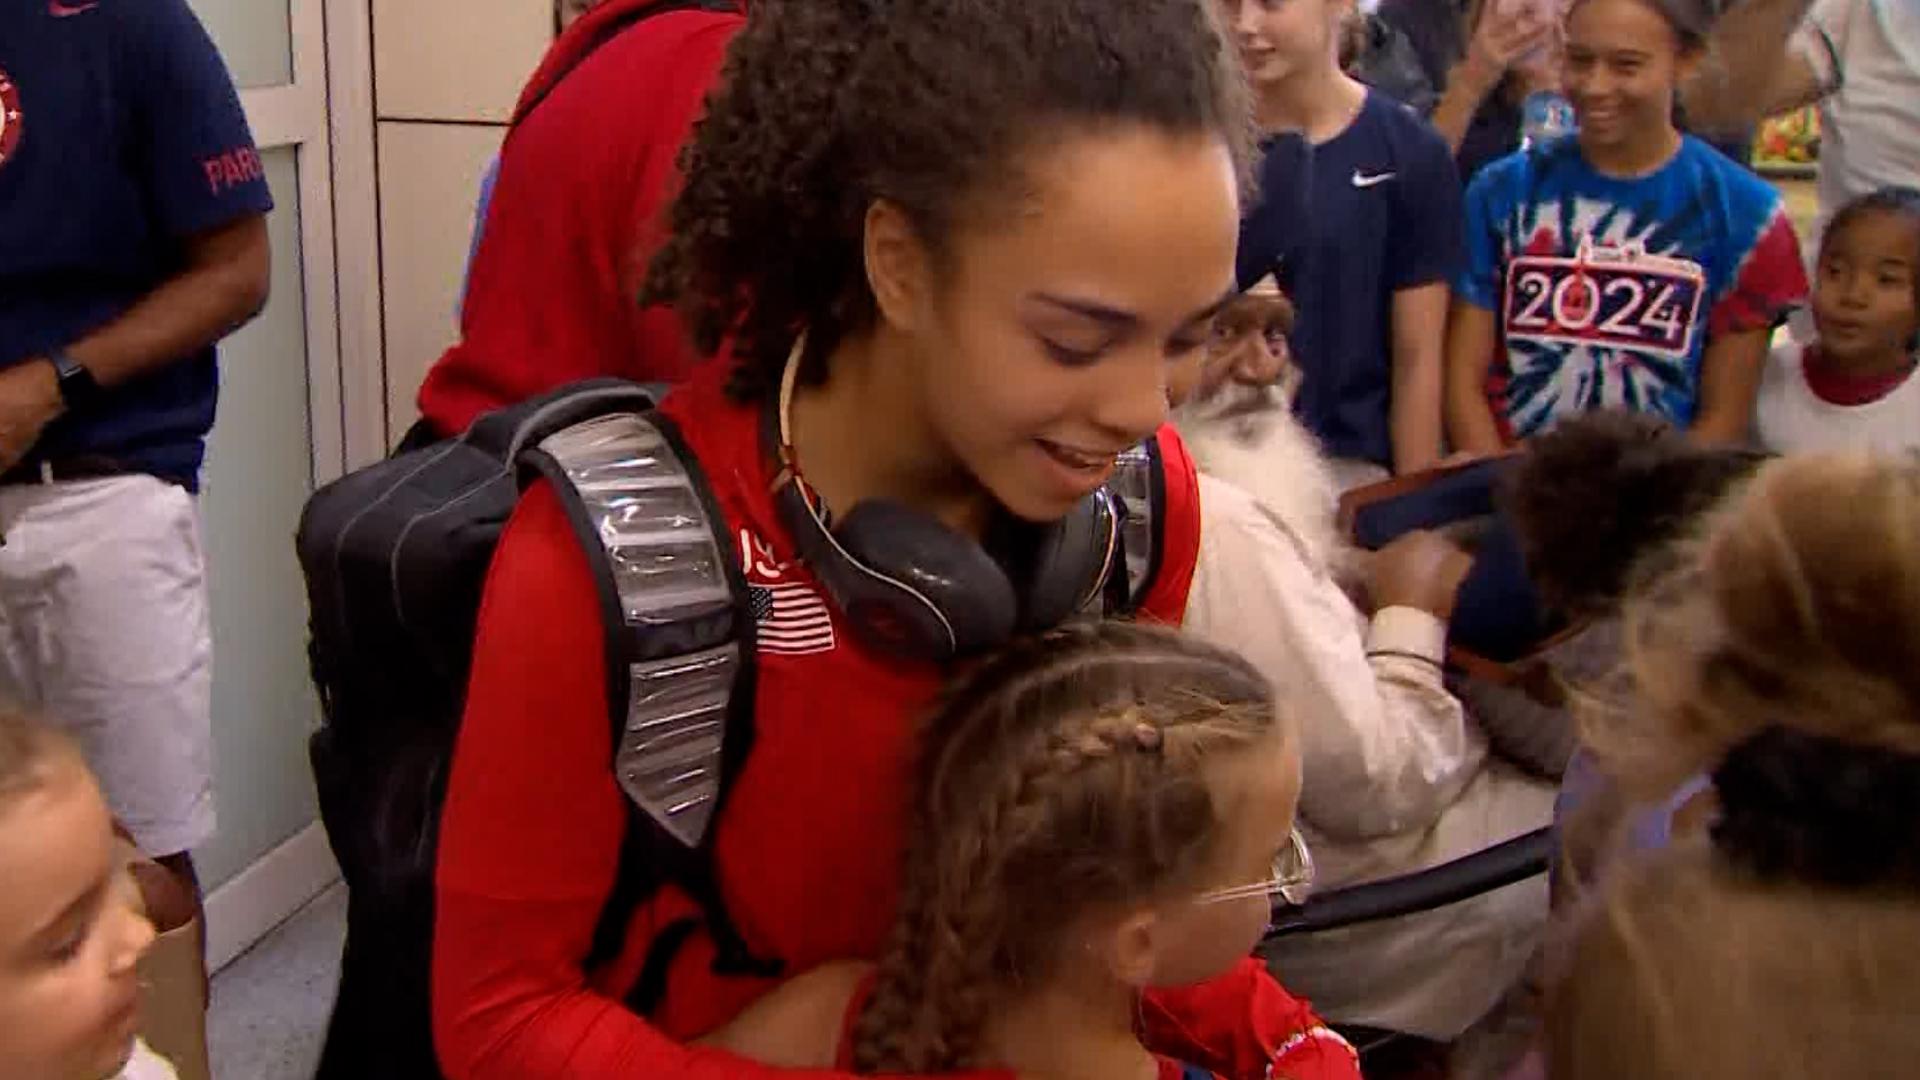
left=1170, top=289, right=1556, bottom=1046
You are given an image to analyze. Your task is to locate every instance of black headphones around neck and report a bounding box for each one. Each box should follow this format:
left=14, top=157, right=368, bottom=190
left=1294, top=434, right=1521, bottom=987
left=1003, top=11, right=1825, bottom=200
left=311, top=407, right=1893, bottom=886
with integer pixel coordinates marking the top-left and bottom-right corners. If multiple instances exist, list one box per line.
left=767, top=338, right=1122, bottom=663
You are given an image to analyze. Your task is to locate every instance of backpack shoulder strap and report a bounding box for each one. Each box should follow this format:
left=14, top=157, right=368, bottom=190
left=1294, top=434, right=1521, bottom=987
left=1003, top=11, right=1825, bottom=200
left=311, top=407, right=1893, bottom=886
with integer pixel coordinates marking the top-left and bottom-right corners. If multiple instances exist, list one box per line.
left=515, top=403, right=781, bottom=1002
left=466, top=378, right=659, bottom=463
left=518, top=407, right=744, bottom=849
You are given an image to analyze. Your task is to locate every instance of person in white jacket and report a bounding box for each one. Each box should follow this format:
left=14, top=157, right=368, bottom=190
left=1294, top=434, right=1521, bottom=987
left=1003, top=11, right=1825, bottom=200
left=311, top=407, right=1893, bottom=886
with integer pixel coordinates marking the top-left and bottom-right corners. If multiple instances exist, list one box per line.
left=1173, top=353, right=1555, bottom=1041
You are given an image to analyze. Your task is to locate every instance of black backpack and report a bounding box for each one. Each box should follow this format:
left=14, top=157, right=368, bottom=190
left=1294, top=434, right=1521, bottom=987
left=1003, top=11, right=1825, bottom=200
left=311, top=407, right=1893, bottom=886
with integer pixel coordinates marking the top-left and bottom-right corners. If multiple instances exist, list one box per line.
left=303, top=379, right=761, bottom=1078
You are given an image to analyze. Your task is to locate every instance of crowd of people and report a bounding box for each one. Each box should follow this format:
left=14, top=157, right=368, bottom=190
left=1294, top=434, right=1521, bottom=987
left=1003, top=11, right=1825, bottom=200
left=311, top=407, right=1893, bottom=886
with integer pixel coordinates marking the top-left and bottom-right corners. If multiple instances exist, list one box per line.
left=2, top=0, right=1918, bottom=1077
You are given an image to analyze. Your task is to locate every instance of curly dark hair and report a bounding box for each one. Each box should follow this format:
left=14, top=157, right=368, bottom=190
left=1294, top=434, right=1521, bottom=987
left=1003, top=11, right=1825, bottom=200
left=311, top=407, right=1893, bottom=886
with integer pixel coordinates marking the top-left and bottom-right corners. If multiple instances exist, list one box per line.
left=1501, top=411, right=1767, bottom=616
left=642, top=0, right=1255, bottom=400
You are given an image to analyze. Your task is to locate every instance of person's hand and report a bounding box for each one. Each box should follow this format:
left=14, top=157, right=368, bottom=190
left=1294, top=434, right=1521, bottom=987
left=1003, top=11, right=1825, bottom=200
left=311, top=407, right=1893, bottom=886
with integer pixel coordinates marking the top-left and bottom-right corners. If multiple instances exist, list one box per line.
left=1510, top=32, right=1563, bottom=96
left=0, top=360, right=64, bottom=472
left=695, top=960, right=870, bottom=1069
left=1367, top=530, right=1474, bottom=618
left=1462, top=4, right=1556, bottom=94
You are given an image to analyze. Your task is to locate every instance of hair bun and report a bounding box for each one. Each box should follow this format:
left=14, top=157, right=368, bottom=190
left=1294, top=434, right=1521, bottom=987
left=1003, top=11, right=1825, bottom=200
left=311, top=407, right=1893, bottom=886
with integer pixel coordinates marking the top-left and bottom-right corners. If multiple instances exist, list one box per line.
left=1711, top=727, right=1920, bottom=891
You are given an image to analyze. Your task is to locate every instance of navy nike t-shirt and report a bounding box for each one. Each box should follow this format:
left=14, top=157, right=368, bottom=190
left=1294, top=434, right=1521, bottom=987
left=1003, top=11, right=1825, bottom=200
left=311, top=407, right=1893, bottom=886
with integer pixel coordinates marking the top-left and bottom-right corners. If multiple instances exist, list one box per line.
left=0, top=0, right=272, bottom=490
left=1238, top=90, right=1463, bottom=468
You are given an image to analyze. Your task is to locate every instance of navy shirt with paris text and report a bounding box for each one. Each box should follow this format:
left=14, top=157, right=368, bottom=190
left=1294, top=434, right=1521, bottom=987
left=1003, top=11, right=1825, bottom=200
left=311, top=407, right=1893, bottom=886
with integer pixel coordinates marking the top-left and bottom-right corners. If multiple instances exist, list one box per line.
left=0, top=0, right=272, bottom=490
left=1238, top=90, right=1462, bottom=468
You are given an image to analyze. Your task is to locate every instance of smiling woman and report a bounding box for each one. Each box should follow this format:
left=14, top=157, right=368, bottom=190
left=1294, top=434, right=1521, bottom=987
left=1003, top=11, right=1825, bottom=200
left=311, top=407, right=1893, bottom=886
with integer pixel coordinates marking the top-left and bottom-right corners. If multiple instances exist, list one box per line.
left=1444, top=0, right=1810, bottom=453
left=645, top=0, right=1249, bottom=527
left=425, top=1, right=1345, bottom=1078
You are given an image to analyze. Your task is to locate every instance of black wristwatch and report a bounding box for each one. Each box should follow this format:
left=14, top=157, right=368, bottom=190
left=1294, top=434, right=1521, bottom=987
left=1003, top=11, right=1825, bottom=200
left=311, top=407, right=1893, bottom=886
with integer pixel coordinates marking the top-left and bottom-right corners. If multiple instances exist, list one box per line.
left=47, top=348, right=101, bottom=411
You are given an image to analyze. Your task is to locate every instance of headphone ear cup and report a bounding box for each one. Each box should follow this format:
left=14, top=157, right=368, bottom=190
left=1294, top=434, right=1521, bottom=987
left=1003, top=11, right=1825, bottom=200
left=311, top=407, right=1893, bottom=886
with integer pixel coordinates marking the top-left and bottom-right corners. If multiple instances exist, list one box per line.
left=1017, top=489, right=1118, bottom=631
left=828, top=500, right=1019, bottom=660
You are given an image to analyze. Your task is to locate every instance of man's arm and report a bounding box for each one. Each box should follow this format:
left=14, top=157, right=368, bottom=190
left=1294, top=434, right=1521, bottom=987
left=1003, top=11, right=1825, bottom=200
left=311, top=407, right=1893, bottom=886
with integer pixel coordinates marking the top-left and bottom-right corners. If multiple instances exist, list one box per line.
left=1681, top=0, right=1831, bottom=133
left=1445, top=300, right=1507, bottom=453
left=1390, top=283, right=1451, bottom=473
left=54, top=215, right=270, bottom=390
left=1185, top=476, right=1481, bottom=841
left=0, top=216, right=269, bottom=469
left=1689, top=325, right=1772, bottom=445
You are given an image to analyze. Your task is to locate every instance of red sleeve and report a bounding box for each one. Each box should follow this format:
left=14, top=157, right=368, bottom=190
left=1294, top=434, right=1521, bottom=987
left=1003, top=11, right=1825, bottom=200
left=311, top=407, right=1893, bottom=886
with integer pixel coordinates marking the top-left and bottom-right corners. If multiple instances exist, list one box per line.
left=432, top=483, right=853, bottom=1080
left=1139, top=424, right=1201, bottom=626
left=1139, top=959, right=1361, bottom=1080
left=1708, top=206, right=1809, bottom=338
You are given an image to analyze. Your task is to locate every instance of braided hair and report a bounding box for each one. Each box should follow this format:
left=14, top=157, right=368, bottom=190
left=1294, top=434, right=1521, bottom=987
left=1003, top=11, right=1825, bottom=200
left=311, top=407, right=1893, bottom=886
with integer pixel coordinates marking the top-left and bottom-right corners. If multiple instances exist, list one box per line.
left=850, top=622, right=1279, bottom=1074
left=642, top=0, right=1255, bottom=401
left=1552, top=454, right=1920, bottom=1078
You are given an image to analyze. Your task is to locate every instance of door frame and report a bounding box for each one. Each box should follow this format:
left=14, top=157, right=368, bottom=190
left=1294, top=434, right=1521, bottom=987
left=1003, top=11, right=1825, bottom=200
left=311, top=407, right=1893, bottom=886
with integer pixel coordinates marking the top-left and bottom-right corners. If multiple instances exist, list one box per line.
left=233, top=0, right=344, bottom=483
left=232, top=0, right=387, bottom=484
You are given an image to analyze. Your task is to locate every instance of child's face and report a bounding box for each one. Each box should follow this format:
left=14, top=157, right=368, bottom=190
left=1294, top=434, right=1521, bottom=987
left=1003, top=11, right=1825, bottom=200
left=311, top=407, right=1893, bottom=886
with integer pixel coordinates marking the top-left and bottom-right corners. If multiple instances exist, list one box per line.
left=1813, top=212, right=1920, bottom=370
left=1564, top=0, right=1695, bottom=154
left=1218, top=0, right=1348, bottom=89
left=0, top=755, right=156, bottom=1080
left=1148, top=728, right=1303, bottom=986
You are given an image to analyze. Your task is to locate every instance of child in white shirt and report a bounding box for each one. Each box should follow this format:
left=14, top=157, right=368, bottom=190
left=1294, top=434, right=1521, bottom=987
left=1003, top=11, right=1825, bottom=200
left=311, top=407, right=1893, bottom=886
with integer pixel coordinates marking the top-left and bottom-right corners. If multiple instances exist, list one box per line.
left=1758, top=186, right=1920, bottom=455
left=0, top=710, right=178, bottom=1080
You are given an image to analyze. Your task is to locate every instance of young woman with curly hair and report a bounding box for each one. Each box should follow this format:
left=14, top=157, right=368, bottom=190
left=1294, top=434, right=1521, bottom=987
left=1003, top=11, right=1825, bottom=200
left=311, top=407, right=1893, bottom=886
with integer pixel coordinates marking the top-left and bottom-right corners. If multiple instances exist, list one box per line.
left=426, top=1, right=1342, bottom=1077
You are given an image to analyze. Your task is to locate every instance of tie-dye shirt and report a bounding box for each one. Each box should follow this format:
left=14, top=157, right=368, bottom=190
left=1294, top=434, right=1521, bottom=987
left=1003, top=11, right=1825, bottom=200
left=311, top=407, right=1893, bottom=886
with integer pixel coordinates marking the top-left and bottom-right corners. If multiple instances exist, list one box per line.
left=1455, top=135, right=1807, bottom=440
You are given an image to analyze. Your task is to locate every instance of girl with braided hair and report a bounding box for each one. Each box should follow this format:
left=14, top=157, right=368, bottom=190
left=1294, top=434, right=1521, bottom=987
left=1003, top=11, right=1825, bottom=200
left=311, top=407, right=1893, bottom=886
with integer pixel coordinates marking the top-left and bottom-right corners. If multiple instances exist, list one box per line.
left=853, top=623, right=1355, bottom=1079
left=1545, top=453, right=1920, bottom=1078
left=430, top=0, right=1301, bottom=1077
left=714, top=624, right=1359, bottom=1078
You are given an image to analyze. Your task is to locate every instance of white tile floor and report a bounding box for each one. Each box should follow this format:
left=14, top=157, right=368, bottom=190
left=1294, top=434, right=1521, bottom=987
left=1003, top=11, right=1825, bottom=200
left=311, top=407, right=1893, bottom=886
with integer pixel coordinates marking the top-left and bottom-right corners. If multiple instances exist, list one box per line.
left=207, top=881, right=345, bottom=1079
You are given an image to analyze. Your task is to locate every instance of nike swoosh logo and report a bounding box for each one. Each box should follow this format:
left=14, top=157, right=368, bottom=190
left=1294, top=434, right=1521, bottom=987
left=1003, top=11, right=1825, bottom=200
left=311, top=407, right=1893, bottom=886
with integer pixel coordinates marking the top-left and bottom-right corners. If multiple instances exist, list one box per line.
left=49, top=0, right=101, bottom=16
left=1351, top=170, right=1396, bottom=188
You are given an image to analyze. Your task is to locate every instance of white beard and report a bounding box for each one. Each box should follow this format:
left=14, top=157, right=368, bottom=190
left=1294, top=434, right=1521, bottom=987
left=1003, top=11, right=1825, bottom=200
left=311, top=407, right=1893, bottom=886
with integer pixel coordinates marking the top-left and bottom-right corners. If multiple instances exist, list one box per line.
left=1174, top=382, right=1349, bottom=578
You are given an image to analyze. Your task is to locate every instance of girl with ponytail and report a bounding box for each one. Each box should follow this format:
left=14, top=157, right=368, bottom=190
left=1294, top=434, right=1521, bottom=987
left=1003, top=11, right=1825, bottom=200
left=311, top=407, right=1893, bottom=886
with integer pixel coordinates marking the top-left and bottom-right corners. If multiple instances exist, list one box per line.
left=1548, top=453, right=1920, bottom=1077
left=430, top=0, right=1294, bottom=1077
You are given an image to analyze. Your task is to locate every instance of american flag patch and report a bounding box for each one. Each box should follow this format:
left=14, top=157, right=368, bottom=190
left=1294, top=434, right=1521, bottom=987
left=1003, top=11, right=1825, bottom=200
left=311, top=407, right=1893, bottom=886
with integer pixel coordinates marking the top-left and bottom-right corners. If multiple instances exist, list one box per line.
left=748, top=581, right=836, bottom=656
